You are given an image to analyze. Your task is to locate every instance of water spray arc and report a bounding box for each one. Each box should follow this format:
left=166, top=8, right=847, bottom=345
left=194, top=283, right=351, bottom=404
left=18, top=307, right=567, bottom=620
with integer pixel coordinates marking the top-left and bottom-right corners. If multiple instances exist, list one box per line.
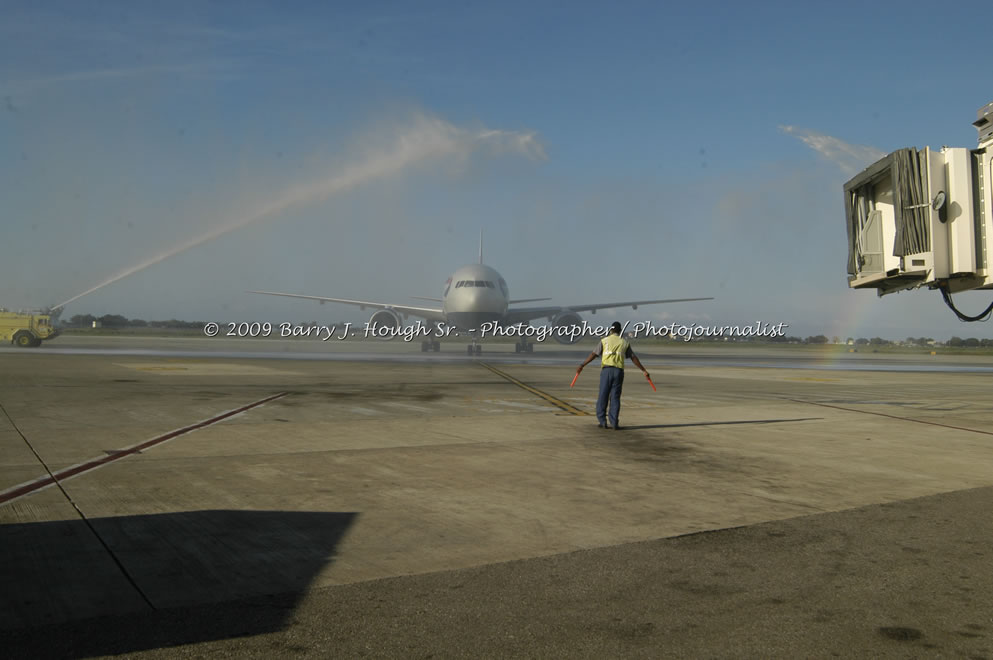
left=54, top=115, right=545, bottom=310
left=779, top=125, right=886, bottom=177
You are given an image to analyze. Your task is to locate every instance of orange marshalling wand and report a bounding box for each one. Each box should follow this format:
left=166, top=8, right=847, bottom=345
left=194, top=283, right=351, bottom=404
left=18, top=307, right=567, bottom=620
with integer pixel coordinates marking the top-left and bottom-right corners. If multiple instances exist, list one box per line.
left=570, top=372, right=580, bottom=388
left=646, top=374, right=657, bottom=391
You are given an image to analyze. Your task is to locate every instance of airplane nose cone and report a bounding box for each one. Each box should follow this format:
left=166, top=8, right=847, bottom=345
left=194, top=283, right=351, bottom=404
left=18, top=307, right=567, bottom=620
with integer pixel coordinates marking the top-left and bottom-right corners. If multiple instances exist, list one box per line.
left=461, top=286, right=502, bottom=313
left=466, top=289, right=485, bottom=306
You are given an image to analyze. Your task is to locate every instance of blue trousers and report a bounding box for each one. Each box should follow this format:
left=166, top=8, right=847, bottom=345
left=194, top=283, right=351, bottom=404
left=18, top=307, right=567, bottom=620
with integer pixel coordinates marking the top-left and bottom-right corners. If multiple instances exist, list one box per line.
left=596, top=366, right=625, bottom=427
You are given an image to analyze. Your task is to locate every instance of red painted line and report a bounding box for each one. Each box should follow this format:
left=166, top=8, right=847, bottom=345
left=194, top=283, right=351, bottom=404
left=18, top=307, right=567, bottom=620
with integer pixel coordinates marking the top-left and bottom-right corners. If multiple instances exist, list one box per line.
left=0, top=391, right=288, bottom=506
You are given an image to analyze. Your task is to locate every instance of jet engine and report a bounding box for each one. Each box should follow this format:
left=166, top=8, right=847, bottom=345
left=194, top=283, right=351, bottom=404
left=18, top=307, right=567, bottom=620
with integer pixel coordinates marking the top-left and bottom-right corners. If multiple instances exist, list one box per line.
left=367, top=309, right=402, bottom=339
left=550, top=311, right=584, bottom=344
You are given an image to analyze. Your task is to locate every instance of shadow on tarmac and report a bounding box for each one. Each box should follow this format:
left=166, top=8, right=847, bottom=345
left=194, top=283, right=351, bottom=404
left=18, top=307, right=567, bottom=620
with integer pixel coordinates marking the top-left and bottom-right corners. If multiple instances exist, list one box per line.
left=0, top=509, right=356, bottom=656
left=619, top=417, right=821, bottom=431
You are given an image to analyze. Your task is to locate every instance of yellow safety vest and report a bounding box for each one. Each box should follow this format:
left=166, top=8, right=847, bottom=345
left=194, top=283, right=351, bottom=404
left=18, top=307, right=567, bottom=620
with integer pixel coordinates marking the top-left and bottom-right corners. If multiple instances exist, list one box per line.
left=601, top=334, right=628, bottom=369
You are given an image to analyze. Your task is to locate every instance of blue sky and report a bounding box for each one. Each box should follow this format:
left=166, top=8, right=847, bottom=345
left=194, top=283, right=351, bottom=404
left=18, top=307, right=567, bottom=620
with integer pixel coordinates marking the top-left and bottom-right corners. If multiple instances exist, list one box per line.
left=2, top=1, right=992, bottom=340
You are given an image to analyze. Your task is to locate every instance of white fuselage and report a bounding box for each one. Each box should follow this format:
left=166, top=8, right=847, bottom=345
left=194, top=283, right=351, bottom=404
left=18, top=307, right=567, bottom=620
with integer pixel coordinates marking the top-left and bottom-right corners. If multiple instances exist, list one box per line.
left=442, top=264, right=509, bottom=329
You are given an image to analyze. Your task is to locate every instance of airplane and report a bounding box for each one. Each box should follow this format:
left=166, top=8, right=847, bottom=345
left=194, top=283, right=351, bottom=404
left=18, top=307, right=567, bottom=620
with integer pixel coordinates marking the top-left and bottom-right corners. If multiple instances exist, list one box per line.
left=250, top=237, right=712, bottom=355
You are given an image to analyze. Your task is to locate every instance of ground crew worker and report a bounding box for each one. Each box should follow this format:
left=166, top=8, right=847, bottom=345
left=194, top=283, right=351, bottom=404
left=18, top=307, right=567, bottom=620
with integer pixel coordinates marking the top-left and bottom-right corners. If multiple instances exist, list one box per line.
left=576, top=321, right=649, bottom=430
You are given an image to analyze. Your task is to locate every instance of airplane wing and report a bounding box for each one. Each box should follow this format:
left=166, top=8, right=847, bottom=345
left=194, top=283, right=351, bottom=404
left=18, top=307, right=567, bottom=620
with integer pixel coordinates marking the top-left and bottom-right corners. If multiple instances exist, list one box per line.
left=503, top=297, right=713, bottom=324
left=248, top=290, right=446, bottom=323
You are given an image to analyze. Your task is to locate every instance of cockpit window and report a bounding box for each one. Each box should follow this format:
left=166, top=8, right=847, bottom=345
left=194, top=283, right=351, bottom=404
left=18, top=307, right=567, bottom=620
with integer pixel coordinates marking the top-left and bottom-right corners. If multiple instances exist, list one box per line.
left=485, top=281, right=494, bottom=288
left=474, top=280, right=485, bottom=287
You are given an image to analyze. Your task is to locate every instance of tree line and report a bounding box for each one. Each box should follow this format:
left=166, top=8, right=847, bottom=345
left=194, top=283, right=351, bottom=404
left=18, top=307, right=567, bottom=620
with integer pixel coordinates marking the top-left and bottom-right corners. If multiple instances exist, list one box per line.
left=64, top=314, right=204, bottom=330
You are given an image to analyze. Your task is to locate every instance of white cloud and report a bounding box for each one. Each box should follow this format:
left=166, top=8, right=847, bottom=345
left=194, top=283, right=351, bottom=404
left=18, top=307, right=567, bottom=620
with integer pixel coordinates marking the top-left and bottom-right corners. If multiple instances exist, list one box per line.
left=4, top=61, right=238, bottom=98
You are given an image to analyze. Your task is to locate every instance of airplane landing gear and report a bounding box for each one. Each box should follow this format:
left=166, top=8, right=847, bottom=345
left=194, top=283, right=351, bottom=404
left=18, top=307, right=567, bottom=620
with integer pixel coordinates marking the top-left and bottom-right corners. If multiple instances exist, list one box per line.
left=467, top=341, right=482, bottom=356
left=514, top=341, right=533, bottom=353
left=421, top=340, right=441, bottom=352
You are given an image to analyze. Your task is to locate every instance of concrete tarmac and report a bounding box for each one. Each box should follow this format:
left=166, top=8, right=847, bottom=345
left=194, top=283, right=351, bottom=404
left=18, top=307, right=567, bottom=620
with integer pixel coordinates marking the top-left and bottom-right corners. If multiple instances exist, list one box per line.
left=1, top=336, right=992, bottom=658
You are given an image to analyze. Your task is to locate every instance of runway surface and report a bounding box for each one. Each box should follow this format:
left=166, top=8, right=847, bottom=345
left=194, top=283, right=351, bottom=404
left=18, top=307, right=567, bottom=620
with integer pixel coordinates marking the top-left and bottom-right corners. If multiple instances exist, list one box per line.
left=1, top=336, right=992, bottom=657
left=13, top=334, right=993, bottom=372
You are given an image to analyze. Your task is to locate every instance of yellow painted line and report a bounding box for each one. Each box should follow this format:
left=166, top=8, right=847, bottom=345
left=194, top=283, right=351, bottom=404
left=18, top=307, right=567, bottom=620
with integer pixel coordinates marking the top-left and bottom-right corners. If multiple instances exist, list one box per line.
left=478, top=362, right=590, bottom=416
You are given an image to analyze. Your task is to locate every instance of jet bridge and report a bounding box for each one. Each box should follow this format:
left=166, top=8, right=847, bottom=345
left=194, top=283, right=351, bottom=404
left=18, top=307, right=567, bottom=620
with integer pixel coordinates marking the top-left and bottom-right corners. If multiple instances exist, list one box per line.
left=845, top=101, right=993, bottom=299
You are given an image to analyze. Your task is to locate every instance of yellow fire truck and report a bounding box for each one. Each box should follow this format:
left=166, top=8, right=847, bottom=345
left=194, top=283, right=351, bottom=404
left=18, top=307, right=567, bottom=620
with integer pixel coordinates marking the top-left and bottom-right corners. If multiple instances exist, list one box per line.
left=0, top=310, right=60, bottom=347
